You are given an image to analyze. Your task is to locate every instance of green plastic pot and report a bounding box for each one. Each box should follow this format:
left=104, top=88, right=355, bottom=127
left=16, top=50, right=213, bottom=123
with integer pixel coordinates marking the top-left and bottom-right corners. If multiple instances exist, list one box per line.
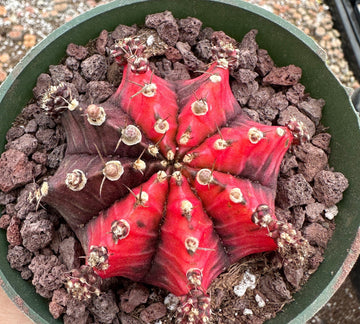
left=1, top=0, right=360, bottom=323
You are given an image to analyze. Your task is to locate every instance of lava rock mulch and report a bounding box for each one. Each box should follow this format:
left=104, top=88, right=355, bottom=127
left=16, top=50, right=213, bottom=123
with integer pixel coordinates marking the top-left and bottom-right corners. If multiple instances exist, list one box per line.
left=0, top=11, right=348, bottom=324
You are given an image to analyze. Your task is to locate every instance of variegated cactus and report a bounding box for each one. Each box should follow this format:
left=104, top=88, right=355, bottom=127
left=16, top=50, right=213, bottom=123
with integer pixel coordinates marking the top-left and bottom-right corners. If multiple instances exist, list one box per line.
left=39, top=34, right=308, bottom=323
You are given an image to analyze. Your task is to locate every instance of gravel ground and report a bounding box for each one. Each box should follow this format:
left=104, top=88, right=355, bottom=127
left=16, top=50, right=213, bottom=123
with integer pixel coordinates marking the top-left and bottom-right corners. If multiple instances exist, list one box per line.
left=1, top=0, right=360, bottom=323
left=0, top=0, right=359, bottom=88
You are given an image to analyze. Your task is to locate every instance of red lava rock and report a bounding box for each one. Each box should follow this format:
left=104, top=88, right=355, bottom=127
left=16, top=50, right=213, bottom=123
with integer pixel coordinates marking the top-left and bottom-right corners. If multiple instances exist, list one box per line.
left=25, top=119, right=38, bottom=133
left=0, top=191, right=16, bottom=205
left=20, top=211, right=54, bottom=252
left=164, top=62, right=191, bottom=81
left=313, top=170, right=349, bottom=207
left=303, top=223, right=329, bottom=248
left=0, top=149, right=36, bottom=192
left=276, top=174, right=313, bottom=209
left=49, top=301, right=65, bottom=319
left=107, top=61, right=123, bottom=87
left=7, top=245, right=32, bottom=271
left=86, top=81, right=114, bottom=103
left=256, top=48, right=274, bottom=77
left=66, top=43, right=89, bottom=60
left=0, top=214, right=11, bottom=229
left=211, top=30, right=237, bottom=48
left=283, top=260, right=304, bottom=288
left=157, top=21, right=179, bottom=47
left=32, top=151, right=48, bottom=165
left=33, top=73, right=52, bottom=100
left=176, top=41, right=206, bottom=71
left=46, top=144, right=66, bottom=169
left=15, top=183, right=38, bottom=220
left=243, top=108, right=261, bottom=123
left=111, top=24, right=137, bottom=40
left=29, top=254, right=67, bottom=299
left=6, top=216, right=22, bottom=246
left=120, top=284, right=150, bottom=313
left=258, top=274, right=291, bottom=303
left=294, top=143, right=328, bottom=182
left=89, top=291, right=119, bottom=324
left=258, top=92, right=288, bottom=124
left=308, top=247, right=324, bottom=270
left=194, top=39, right=212, bottom=61
left=231, top=79, right=259, bottom=106
left=5, top=133, right=38, bottom=156
left=298, top=97, right=325, bottom=125
left=275, top=207, right=292, bottom=223
left=72, top=71, right=88, bottom=93
left=305, top=202, right=325, bottom=223
left=139, top=302, right=167, bottom=323
left=278, top=105, right=316, bottom=138
left=5, top=126, right=25, bottom=142
left=286, top=83, right=305, bottom=105
left=234, top=68, right=258, bottom=84
left=64, top=296, right=89, bottom=319
left=178, top=17, right=202, bottom=45
left=291, top=206, right=305, bottom=230
left=81, top=54, right=107, bottom=81
left=52, top=288, right=70, bottom=307
left=280, top=153, right=298, bottom=175
left=96, top=29, right=109, bottom=55
left=267, top=92, right=289, bottom=112
left=35, top=128, right=59, bottom=151
left=119, top=313, right=142, bottom=324
left=34, top=113, right=56, bottom=129
left=248, top=86, right=275, bottom=110
left=164, top=46, right=183, bottom=62
left=238, top=29, right=259, bottom=70
left=21, top=268, right=32, bottom=280
left=65, top=56, right=80, bottom=71
left=59, top=236, right=83, bottom=270
left=263, top=64, right=302, bottom=86
left=312, top=132, right=332, bottom=151
left=145, top=11, right=179, bottom=46
left=49, top=64, right=73, bottom=83
left=5, top=203, right=16, bottom=217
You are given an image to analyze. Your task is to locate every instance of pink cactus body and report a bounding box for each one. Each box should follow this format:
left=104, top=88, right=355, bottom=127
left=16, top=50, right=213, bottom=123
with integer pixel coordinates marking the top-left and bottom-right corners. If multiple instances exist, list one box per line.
left=85, top=171, right=169, bottom=281
left=114, top=64, right=178, bottom=158
left=176, top=62, right=242, bottom=154
left=42, top=39, right=296, bottom=323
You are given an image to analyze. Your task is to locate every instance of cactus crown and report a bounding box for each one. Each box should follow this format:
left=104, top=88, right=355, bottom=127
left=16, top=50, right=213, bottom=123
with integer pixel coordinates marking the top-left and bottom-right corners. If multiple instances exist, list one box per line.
left=41, top=32, right=308, bottom=323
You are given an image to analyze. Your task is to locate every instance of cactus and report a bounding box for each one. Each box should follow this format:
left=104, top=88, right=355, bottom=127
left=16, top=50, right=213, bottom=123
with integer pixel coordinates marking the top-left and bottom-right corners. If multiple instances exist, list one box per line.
left=40, top=34, right=307, bottom=323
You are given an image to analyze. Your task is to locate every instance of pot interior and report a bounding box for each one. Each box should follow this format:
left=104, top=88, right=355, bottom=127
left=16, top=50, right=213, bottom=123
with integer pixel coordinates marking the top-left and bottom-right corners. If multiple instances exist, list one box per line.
left=0, top=0, right=360, bottom=323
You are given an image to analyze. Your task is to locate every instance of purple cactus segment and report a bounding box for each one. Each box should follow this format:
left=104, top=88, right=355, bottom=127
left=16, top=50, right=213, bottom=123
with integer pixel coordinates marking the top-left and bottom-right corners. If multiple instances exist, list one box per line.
left=43, top=154, right=165, bottom=232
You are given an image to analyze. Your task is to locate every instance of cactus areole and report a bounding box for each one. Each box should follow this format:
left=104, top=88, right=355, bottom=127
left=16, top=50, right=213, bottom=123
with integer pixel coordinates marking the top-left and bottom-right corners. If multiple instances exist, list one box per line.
left=41, top=35, right=305, bottom=323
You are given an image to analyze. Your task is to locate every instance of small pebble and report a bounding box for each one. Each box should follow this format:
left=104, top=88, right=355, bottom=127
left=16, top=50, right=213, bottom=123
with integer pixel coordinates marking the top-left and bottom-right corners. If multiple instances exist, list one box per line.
left=234, top=271, right=256, bottom=297
left=243, top=308, right=253, bottom=316
left=23, top=33, right=37, bottom=48
left=325, top=205, right=338, bottom=220
left=255, top=294, right=266, bottom=308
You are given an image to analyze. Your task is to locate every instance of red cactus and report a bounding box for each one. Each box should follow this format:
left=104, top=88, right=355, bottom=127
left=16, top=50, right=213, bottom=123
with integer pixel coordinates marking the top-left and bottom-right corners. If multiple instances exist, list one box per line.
left=40, top=35, right=305, bottom=323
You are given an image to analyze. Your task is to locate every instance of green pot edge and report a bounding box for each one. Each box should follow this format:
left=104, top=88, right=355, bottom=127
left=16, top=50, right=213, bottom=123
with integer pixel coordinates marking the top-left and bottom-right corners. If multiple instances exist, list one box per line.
left=0, top=0, right=360, bottom=323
